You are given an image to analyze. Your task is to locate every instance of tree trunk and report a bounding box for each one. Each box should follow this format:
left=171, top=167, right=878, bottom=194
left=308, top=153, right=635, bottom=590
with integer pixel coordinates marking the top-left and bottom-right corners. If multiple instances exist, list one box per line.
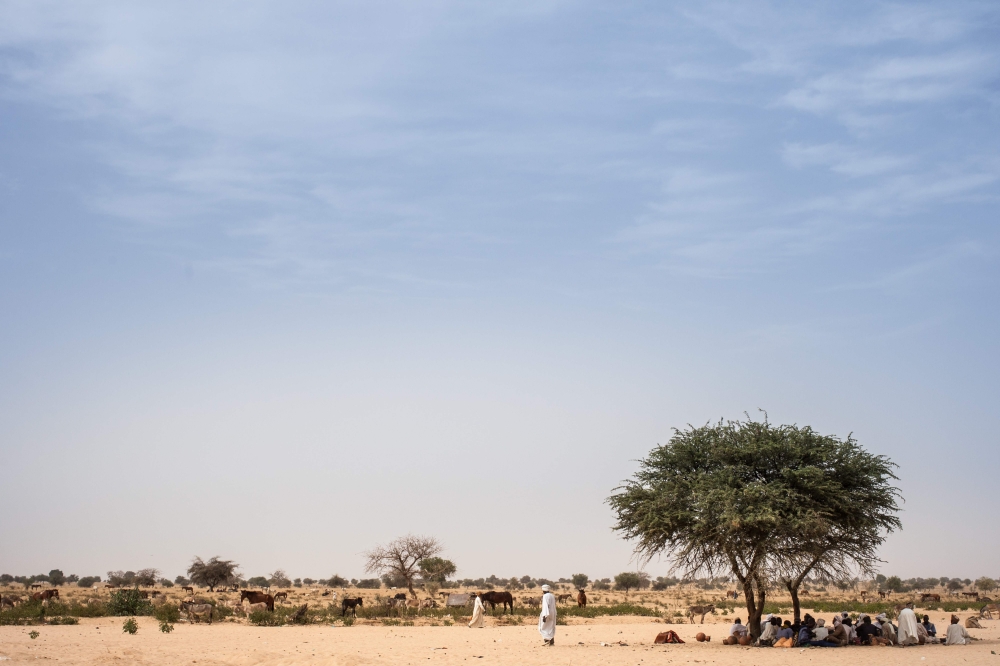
left=407, top=581, right=417, bottom=599
left=741, top=577, right=766, bottom=640
left=786, top=580, right=801, bottom=625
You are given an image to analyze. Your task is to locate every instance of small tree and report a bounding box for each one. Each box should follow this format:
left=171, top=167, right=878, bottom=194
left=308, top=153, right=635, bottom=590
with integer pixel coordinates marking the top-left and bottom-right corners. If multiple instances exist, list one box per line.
left=269, top=570, right=292, bottom=588
left=326, top=575, right=347, bottom=587
left=419, top=557, right=457, bottom=584
left=135, top=569, right=160, bottom=587
left=365, top=535, right=443, bottom=599
left=885, top=576, right=904, bottom=593
left=946, top=579, right=963, bottom=592
left=48, top=570, right=66, bottom=586
left=174, top=576, right=190, bottom=586
left=614, top=572, right=641, bottom=594
left=571, top=573, right=589, bottom=589
left=977, top=577, right=997, bottom=593
left=247, top=576, right=269, bottom=588
left=107, top=571, right=136, bottom=587
left=187, top=557, right=239, bottom=592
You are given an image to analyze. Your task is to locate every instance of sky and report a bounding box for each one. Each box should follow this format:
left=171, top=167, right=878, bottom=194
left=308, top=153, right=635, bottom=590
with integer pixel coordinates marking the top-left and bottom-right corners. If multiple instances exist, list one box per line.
left=1, top=1, right=998, bottom=584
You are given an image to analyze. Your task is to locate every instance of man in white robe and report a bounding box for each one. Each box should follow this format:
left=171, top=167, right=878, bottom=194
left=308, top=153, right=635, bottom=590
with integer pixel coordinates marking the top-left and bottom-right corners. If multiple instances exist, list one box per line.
left=468, top=593, right=485, bottom=628
left=897, top=604, right=919, bottom=645
left=538, top=584, right=557, bottom=645
left=945, top=615, right=970, bottom=645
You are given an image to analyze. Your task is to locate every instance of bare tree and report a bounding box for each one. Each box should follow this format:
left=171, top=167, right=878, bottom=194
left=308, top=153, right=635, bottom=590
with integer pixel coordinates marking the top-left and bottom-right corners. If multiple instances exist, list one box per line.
left=364, top=535, right=442, bottom=599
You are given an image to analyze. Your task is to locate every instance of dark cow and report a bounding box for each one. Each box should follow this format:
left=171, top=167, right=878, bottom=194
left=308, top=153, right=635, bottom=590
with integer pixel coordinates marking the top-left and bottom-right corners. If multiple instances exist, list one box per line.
left=479, top=591, right=514, bottom=614
left=240, top=590, right=275, bottom=611
left=577, top=589, right=588, bottom=607
left=182, top=586, right=194, bottom=594
left=342, top=597, right=363, bottom=617
left=921, top=593, right=941, bottom=603
left=31, top=589, right=60, bottom=602
left=393, top=593, right=407, bottom=601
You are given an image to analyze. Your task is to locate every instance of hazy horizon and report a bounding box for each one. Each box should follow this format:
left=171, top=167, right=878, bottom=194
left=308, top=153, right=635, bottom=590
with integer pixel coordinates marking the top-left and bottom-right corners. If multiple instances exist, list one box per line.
left=2, top=1, right=998, bottom=582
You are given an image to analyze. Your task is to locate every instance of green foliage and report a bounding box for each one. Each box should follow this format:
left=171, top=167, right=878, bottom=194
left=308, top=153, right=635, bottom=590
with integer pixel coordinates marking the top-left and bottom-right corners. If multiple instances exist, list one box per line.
left=249, top=609, right=282, bottom=626
left=269, top=570, right=292, bottom=588
left=108, top=589, right=153, bottom=617
left=174, top=576, right=190, bottom=586
left=122, top=617, right=138, bottom=634
left=153, top=603, right=180, bottom=623
left=247, top=576, right=269, bottom=588
left=884, top=576, right=904, bottom=592
left=977, top=577, right=996, bottom=592
left=29, top=630, right=39, bottom=639
left=159, top=620, right=174, bottom=633
left=356, top=579, right=381, bottom=589
left=47, top=616, right=78, bottom=625
left=77, top=576, right=101, bottom=588
left=571, top=574, right=589, bottom=589
left=47, top=570, right=66, bottom=586
left=159, top=579, right=174, bottom=588
left=188, top=557, right=239, bottom=591
left=342, top=615, right=355, bottom=627
left=614, top=572, right=641, bottom=592
left=419, top=558, right=457, bottom=583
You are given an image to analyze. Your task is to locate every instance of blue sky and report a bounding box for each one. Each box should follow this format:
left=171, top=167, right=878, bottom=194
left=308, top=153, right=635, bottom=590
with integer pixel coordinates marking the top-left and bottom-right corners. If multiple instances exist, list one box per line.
left=1, top=1, right=998, bottom=582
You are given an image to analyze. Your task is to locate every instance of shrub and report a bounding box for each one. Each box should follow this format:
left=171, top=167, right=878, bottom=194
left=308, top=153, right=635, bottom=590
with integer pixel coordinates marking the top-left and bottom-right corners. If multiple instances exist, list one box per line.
left=159, top=579, right=174, bottom=588
left=77, top=577, right=101, bottom=589
left=248, top=609, right=282, bottom=626
left=159, top=620, right=174, bottom=633
left=356, top=579, right=381, bottom=589
left=108, top=589, right=152, bottom=617
left=571, top=574, right=589, bottom=589
left=48, top=616, right=79, bottom=625
left=29, top=631, right=39, bottom=639
left=153, top=603, right=180, bottom=624
left=342, top=615, right=355, bottom=627
left=122, top=618, right=138, bottom=634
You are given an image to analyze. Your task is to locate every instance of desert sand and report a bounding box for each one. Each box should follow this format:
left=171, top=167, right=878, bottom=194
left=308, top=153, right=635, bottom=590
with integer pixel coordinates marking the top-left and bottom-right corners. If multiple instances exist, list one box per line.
left=1, top=609, right=997, bottom=666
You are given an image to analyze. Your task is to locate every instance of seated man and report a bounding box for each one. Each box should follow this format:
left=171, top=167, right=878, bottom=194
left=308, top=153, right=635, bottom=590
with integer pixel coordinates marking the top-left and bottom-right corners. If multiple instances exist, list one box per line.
left=856, top=615, right=881, bottom=645
left=758, top=616, right=779, bottom=645
left=797, top=619, right=814, bottom=646
left=813, top=618, right=829, bottom=641
left=946, top=615, right=970, bottom=645
left=922, top=615, right=936, bottom=637
left=828, top=617, right=849, bottom=646
left=774, top=621, right=795, bottom=648
left=724, top=618, right=748, bottom=644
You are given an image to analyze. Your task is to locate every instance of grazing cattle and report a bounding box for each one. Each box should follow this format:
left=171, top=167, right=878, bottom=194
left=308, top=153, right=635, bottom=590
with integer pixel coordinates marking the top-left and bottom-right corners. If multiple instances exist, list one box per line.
left=556, top=594, right=572, bottom=603
left=921, top=593, right=941, bottom=603
left=962, top=592, right=980, bottom=600
left=240, top=590, right=275, bottom=611
left=180, top=601, right=213, bottom=624
left=419, top=598, right=438, bottom=610
left=577, top=590, right=587, bottom=607
left=479, top=591, right=514, bottom=614
left=273, top=592, right=288, bottom=604
left=342, top=597, right=363, bottom=616
left=31, top=589, right=60, bottom=602
left=687, top=604, right=715, bottom=624
left=182, top=586, right=194, bottom=594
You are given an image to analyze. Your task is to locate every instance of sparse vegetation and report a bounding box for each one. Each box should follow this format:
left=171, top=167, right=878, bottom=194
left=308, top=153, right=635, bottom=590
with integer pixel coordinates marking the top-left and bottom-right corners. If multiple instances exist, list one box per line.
left=108, top=589, right=152, bottom=617
left=122, top=617, right=138, bottom=634
left=188, top=557, right=239, bottom=591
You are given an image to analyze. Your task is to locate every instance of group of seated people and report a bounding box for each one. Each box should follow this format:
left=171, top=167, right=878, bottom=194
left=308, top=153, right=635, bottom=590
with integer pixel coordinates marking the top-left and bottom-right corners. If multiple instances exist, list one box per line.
left=723, top=604, right=972, bottom=648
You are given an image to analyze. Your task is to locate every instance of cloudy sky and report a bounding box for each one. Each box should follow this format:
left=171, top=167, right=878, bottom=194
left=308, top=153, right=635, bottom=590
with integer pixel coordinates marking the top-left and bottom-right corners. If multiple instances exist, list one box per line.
left=1, top=1, right=998, bottom=583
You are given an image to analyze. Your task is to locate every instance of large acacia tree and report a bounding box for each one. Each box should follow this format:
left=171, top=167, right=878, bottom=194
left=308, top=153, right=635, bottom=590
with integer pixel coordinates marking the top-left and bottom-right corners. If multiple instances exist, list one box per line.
left=365, top=535, right=443, bottom=599
left=607, top=416, right=901, bottom=638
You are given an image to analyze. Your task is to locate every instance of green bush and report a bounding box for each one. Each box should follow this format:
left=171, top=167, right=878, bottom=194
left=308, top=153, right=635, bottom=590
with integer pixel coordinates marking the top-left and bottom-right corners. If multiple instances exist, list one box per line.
left=122, top=617, right=138, bottom=634
left=29, top=630, right=39, bottom=639
left=108, top=589, right=152, bottom=617
left=153, top=603, right=180, bottom=623
left=159, top=620, right=174, bottom=633
left=342, top=615, right=355, bottom=627
left=248, top=609, right=282, bottom=626
left=47, top=617, right=79, bottom=625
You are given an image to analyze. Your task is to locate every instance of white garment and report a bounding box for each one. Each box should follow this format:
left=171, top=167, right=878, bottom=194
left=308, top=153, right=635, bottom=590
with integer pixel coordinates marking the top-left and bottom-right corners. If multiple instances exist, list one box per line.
left=813, top=626, right=829, bottom=640
left=897, top=608, right=919, bottom=645
left=945, top=623, right=970, bottom=645
left=468, top=597, right=485, bottom=628
left=729, top=623, right=747, bottom=636
left=538, top=592, right=557, bottom=640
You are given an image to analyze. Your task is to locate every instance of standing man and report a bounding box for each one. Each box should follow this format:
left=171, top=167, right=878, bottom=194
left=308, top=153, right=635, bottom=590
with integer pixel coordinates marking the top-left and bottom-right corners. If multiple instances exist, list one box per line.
left=468, top=593, right=485, bottom=628
left=538, top=584, right=557, bottom=646
left=897, top=603, right=919, bottom=645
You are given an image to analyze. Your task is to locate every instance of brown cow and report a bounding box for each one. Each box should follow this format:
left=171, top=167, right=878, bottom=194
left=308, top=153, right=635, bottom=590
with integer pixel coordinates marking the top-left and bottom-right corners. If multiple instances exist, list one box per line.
left=577, top=589, right=587, bottom=607
left=182, top=586, right=194, bottom=594
left=240, top=590, right=275, bottom=611
left=921, top=593, right=941, bottom=603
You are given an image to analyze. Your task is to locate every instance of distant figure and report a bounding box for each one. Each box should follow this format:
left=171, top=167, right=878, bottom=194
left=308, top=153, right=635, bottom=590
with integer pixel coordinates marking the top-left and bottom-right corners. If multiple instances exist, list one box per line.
left=577, top=589, right=587, bottom=607
left=468, top=593, right=485, bottom=629
left=897, top=604, right=919, bottom=645
left=946, top=615, right=970, bottom=645
left=538, top=584, right=557, bottom=646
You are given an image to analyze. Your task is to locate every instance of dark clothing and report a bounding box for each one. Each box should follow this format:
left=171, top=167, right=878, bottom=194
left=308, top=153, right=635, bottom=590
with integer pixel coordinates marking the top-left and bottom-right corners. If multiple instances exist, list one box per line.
left=923, top=622, right=936, bottom=637
left=797, top=627, right=813, bottom=645
left=857, top=623, right=880, bottom=644
left=776, top=627, right=794, bottom=639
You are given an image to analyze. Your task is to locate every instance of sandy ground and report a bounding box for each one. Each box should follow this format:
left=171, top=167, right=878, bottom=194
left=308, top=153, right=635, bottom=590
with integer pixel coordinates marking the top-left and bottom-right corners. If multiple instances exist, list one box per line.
left=2, top=612, right=997, bottom=666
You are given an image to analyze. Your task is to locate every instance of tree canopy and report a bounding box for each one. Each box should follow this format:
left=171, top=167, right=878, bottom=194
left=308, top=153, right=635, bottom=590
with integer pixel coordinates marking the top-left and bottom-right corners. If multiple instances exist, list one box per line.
left=187, top=556, right=239, bottom=591
left=418, top=557, right=457, bottom=584
left=365, top=535, right=443, bottom=598
left=608, top=415, right=901, bottom=637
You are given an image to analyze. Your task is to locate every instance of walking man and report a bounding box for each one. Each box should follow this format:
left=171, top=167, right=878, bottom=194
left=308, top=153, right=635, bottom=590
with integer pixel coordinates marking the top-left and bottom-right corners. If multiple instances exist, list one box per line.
left=468, top=593, right=485, bottom=628
left=538, top=585, right=557, bottom=646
